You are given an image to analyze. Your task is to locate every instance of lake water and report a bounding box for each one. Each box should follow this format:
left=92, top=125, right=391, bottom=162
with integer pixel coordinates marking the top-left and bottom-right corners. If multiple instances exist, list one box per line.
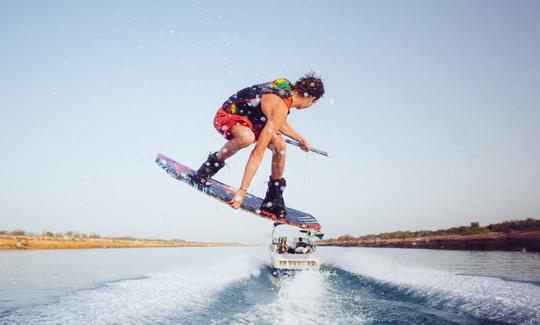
left=0, top=247, right=539, bottom=324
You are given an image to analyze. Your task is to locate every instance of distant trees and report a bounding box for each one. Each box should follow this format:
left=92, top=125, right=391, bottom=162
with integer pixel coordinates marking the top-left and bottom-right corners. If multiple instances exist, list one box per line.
left=113, top=236, right=136, bottom=241
left=0, top=229, right=26, bottom=236
left=41, top=231, right=54, bottom=237
left=487, top=218, right=540, bottom=233
left=337, top=234, right=355, bottom=241
left=65, top=231, right=84, bottom=239
left=331, top=218, right=539, bottom=241
left=0, top=229, right=182, bottom=242
left=465, top=221, right=488, bottom=235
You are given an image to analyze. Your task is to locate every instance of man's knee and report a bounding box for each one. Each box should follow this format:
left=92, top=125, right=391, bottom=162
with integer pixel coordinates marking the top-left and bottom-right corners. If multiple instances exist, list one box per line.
left=235, top=129, right=255, bottom=148
left=270, top=135, right=286, bottom=155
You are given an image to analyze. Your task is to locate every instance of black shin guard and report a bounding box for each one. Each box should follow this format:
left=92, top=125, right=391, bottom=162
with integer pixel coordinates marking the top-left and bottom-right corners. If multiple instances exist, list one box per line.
left=261, top=176, right=287, bottom=218
left=192, top=152, right=225, bottom=187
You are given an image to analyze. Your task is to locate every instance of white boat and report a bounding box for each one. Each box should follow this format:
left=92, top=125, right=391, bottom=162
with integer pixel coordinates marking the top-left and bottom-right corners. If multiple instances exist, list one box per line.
left=269, top=223, right=323, bottom=276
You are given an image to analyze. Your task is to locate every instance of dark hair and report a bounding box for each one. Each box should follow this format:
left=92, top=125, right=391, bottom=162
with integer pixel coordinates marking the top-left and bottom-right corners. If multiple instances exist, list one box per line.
left=293, top=72, right=325, bottom=100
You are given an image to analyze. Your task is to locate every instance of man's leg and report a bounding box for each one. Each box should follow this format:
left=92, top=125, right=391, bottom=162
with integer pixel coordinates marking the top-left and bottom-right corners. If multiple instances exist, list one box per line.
left=261, top=134, right=287, bottom=218
left=193, top=125, right=255, bottom=186
left=268, top=133, right=286, bottom=180
left=216, top=125, right=256, bottom=161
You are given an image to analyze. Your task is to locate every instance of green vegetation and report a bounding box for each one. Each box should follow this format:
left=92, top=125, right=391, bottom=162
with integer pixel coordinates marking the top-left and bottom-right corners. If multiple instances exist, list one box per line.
left=5, top=229, right=26, bottom=236
left=486, top=218, right=540, bottom=232
left=0, top=229, right=184, bottom=242
left=334, top=218, right=539, bottom=241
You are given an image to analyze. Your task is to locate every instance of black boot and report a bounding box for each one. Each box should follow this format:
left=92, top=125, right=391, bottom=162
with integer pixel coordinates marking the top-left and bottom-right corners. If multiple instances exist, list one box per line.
left=192, top=152, right=225, bottom=188
left=261, top=176, right=287, bottom=218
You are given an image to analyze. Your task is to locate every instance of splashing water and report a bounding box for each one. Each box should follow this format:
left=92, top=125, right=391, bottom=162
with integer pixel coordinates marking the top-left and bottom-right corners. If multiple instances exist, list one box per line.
left=1, top=247, right=539, bottom=324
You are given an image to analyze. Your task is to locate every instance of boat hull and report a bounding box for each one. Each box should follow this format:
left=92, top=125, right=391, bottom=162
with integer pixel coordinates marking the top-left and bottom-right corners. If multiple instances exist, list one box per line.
left=269, top=246, right=319, bottom=276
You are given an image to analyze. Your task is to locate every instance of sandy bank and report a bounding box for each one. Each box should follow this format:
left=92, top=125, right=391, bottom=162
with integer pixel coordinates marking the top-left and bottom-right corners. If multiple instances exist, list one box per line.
left=0, top=235, right=241, bottom=250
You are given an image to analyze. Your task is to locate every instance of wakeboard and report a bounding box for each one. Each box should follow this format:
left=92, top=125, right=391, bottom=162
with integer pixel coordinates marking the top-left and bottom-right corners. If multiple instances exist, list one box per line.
left=155, top=153, right=321, bottom=231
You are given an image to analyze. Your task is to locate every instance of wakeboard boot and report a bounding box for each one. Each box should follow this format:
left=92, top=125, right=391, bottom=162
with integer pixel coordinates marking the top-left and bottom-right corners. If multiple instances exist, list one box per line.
left=192, top=152, right=225, bottom=188
left=260, top=176, right=287, bottom=219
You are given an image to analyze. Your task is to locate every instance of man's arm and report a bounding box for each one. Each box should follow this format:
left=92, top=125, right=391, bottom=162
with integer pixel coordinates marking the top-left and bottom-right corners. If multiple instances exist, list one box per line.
left=280, top=120, right=302, bottom=141
left=280, top=120, right=311, bottom=152
left=230, top=94, right=289, bottom=208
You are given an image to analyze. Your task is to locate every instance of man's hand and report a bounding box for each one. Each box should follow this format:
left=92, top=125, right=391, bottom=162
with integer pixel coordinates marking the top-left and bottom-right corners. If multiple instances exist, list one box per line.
left=229, top=188, right=246, bottom=209
left=299, top=138, right=312, bottom=153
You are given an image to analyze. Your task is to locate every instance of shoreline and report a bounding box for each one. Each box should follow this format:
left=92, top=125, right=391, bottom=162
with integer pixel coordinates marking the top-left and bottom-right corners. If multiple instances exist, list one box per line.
left=319, top=230, right=540, bottom=252
left=0, top=235, right=246, bottom=250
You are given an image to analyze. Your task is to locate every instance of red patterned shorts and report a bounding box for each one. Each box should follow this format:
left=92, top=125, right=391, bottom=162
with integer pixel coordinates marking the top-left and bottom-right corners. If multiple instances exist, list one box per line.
left=213, top=108, right=265, bottom=140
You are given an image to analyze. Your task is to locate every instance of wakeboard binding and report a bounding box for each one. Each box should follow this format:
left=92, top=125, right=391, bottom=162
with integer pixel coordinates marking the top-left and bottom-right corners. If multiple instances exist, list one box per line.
left=192, top=152, right=225, bottom=188
left=261, top=176, right=287, bottom=219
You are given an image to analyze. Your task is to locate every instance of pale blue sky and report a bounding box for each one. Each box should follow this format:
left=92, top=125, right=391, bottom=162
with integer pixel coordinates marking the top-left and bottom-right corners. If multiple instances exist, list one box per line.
left=1, top=1, right=539, bottom=243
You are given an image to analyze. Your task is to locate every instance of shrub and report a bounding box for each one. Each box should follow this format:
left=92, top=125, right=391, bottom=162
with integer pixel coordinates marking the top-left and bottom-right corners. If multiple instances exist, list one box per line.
left=42, top=231, right=54, bottom=237
left=337, top=234, right=355, bottom=241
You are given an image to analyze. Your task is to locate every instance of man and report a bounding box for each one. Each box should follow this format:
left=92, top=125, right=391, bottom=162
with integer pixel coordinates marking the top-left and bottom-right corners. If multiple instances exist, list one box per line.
left=192, top=73, right=325, bottom=218
left=294, top=237, right=309, bottom=254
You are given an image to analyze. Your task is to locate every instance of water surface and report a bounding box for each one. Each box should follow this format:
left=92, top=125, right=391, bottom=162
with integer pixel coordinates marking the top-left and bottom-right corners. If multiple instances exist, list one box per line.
left=1, top=247, right=539, bottom=324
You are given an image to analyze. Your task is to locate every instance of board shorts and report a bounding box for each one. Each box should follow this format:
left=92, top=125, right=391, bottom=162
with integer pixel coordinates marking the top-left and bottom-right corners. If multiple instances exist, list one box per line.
left=213, top=108, right=265, bottom=140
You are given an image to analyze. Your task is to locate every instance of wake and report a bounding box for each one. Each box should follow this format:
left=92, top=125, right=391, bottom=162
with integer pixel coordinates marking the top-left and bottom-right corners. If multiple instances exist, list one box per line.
left=216, top=268, right=366, bottom=325
left=328, top=249, right=540, bottom=324
left=2, top=249, right=539, bottom=325
left=1, top=254, right=264, bottom=324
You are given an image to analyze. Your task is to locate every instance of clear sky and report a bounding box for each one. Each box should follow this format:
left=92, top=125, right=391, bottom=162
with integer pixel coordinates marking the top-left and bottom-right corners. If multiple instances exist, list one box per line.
left=1, top=0, right=539, bottom=243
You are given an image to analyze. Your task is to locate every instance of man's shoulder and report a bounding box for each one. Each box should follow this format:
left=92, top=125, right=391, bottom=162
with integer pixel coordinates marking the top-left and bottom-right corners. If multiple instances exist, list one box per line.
left=261, top=92, right=288, bottom=106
